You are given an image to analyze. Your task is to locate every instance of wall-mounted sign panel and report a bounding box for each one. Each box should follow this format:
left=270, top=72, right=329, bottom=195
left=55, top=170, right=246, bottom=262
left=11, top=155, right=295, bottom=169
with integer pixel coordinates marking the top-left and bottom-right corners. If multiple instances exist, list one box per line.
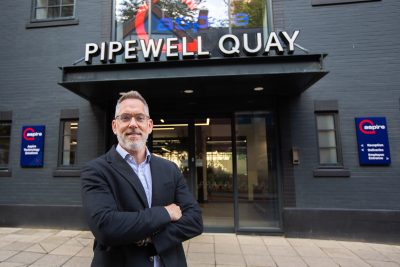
left=355, top=117, right=390, bottom=165
left=20, top=125, right=45, bottom=167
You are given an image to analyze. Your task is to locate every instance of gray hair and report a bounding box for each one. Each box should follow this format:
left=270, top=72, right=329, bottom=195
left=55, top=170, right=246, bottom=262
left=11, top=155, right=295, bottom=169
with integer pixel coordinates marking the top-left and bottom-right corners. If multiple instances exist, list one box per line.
left=114, top=91, right=150, bottom=117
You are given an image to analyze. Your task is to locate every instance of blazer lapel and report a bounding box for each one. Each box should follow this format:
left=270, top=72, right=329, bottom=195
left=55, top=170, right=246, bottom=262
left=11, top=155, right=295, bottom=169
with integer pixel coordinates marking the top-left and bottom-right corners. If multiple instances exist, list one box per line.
left=106, top=146, right=149, bottom=208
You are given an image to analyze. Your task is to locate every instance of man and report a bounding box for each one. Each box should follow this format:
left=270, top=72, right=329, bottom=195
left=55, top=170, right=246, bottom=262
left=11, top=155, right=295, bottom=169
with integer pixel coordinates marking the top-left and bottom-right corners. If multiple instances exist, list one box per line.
left=81, top=90, right=203, bottom=267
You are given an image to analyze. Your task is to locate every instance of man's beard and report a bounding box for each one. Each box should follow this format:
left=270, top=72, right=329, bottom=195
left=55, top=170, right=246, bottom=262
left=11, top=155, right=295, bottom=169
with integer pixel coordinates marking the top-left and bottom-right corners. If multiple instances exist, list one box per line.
left=117, top=132, right=148, bottom=152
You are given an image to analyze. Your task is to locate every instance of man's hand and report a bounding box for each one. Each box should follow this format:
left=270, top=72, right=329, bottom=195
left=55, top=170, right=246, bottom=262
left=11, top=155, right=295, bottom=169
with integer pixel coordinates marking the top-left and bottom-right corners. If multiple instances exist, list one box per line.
left=164, top=203, right=182, bottom=221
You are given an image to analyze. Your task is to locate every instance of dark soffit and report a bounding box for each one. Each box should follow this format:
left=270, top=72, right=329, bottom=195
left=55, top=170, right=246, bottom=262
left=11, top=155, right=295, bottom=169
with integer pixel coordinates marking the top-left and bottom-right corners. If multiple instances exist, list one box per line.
left=59, top=54, right=328, bottom=107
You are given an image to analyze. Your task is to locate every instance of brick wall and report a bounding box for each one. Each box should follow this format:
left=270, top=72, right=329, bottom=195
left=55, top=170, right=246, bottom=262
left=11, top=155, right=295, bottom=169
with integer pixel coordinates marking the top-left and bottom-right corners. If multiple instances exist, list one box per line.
left=277, top=0, right=400, bottom=209
left=0, top=0, right=108, bottom=205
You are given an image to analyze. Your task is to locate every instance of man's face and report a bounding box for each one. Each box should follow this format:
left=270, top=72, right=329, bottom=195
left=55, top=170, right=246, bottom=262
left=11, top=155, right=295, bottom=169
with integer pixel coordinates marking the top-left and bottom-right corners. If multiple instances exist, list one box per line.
left=112, top=98, right=153, bottom=154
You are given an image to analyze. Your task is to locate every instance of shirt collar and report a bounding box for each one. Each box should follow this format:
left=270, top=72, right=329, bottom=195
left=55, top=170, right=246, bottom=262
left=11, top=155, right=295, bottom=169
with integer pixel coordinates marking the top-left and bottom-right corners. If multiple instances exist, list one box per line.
left=116, top=144, right=151, bottom=164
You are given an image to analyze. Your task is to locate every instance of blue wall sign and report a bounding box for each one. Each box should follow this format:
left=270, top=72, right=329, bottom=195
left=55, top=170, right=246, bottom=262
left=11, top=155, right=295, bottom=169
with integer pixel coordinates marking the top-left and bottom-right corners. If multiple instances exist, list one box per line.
left=355, top=117, right=390, bottom=165
left=20, top=125, right=45, bottom=167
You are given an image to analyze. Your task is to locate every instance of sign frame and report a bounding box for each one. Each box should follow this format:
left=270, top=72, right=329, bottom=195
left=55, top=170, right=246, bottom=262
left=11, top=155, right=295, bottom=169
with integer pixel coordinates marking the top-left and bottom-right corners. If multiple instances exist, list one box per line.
left=20, top=125, right=46, bottom=168
left=355, top=117, right=391, bottom=166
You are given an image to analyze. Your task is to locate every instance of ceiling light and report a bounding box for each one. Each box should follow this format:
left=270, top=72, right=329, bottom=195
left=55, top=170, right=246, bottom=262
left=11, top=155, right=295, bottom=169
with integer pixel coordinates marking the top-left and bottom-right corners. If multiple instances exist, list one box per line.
left=254, top=86, right=264, bottom=91
left=184, top=89, right=194, bottom=94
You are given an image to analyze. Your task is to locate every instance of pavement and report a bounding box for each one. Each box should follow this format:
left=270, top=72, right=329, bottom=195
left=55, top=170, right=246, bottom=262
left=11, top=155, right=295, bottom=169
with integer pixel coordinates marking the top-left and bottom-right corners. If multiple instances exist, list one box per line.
left=0, top=228, right=399, bottom=267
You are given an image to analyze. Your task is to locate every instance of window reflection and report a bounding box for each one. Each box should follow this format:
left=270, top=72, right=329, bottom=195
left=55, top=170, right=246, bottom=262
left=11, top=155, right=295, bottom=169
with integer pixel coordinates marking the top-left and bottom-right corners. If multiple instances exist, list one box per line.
left=60, top=120, right=78, bottom=166
left=0, top=122, right=11, bottom=166
left=316, top=114, right=339, bottom=165
left=34, top=0, right=75, bottom=20
left=231, top=0, right=265, bottom=28
left=115, top=0, right=268, bottom=60
left=151, top=120, right=189, bottom=174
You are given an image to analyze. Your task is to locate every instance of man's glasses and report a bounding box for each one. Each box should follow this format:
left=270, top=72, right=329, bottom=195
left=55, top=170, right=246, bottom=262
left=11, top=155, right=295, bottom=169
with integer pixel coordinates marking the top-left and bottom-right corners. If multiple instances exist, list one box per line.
left=115, top=113, right=149, bottom=124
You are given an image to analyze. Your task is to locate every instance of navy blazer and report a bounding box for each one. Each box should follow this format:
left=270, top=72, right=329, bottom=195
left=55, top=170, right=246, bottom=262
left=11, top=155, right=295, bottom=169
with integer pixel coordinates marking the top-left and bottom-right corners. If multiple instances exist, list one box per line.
left=81, top=146, right=203, bottom=267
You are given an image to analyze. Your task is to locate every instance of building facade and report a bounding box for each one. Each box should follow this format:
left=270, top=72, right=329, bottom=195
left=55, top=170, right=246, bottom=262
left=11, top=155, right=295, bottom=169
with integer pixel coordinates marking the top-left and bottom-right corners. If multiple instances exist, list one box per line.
left=0, top=0, right=399, bottom=242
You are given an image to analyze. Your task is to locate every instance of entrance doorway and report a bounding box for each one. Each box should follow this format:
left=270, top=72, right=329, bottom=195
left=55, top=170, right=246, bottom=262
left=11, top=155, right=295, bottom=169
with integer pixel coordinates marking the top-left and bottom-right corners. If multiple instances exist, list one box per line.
left=149, top=113, right=280, bottom=232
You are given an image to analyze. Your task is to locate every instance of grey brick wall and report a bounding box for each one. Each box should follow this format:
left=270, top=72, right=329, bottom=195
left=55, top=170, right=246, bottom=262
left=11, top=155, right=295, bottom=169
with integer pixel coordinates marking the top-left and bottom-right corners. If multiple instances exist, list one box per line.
left=279, top=0, right=400, bottom=209
left=0, top=0, right=108, bottom=205
left=0, top=0, right=399, bottom=213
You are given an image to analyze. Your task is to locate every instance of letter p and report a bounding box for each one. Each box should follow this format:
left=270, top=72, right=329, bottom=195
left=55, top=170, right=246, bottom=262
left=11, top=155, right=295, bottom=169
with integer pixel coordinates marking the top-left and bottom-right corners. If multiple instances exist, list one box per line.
left=85, top=43, right=99, bottom=64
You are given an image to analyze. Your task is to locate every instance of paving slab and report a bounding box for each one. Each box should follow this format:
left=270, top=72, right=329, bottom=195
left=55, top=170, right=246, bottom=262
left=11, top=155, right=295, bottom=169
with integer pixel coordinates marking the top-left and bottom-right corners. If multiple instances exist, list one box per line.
left=331, top=257, right=371, bottom=267
left=322, top=246, right=360, bottom=259
left=5, top=252, right=44, bottom=265
left=24, top=245, right=46, bottom=254
left=188, top=243, right=214, bottom=253
left=0, top=251, right=18, bottom=262
left=243, top=254, right=276, bottom=267
left=0, top=262, right=28, bottom=267
left=0, top=227, right=399, bottom=267
left=215, top=253, right=246, bottom=266
left=1, top=243, right=33, bottom=252
left=214, top=234, right=239, bottom=245
left=72, top=238, right=92, bottom=247
left=187, top=252, right=215, bottom=265
left=1, top=236, right=26, bottom=243
left=191, top=234, right=214, bottom=244
left=38, top=237, right=69, bottom=253
left=74, top=246, right=93, bottom=258
left=384, top=253, right=400, bottom=264
left=267, top=245, right=298, bottom=257
left=366, top=260, right=400, bottom=267
left=188, top=264, right=215, bottom=267
left=240, top=244, right=269, bottom=255
left=215, top=243, right=242, bottom=254
left=287, top=238, right=318, bottom=248
left=0, top=229, right=21, bottom=235
left=272, top=256, right=308, bottom=267
left=14, top=230, right=40, bottom=236
left=352, top=248, right=391, bottom=261
left=48, top=244, right=83, bottom=256
left=28, top=254, right=70, bottom=267
left=262, top=237, right=291, bottom=247
left=302, top=256, right=339, bottom=267
left=294, top=246, right=328, bottom=258
left=54, top=231, right=81, bottom=238
left=313, top=239, right=345, bottom=249
left=61, top=256, right=92, bottom=267
left=237, top=235, right=264, bottom=246
left=369, top=243, right=400, bottom=255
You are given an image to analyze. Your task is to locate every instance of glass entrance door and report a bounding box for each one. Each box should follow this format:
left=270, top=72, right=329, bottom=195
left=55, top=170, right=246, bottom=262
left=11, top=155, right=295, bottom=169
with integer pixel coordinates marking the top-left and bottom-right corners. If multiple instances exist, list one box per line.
left=195, top=118, right=233, bottom=230
left=235, top=112, right=280, bottom=230
left=151, top=113, right=281, bottom=231
left=151, top=117, right=234, bottom=230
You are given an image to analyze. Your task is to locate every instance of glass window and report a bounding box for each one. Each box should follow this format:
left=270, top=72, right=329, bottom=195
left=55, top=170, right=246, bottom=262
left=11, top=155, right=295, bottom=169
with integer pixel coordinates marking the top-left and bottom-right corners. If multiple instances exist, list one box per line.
left=59, top=120, right=78, bottom=166
left=33, top=0, right=75, bottom=20
left=114, top=0, right=269, bottom=61
left=316, top=113, right=342, bottom=165
left=0, top=122, right=12, bottom=168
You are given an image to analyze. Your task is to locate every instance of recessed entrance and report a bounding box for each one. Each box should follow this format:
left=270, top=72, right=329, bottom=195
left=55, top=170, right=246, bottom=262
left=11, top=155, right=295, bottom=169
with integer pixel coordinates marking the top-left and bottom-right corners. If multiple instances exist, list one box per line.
left=150, top=112, right=281, bottom=232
